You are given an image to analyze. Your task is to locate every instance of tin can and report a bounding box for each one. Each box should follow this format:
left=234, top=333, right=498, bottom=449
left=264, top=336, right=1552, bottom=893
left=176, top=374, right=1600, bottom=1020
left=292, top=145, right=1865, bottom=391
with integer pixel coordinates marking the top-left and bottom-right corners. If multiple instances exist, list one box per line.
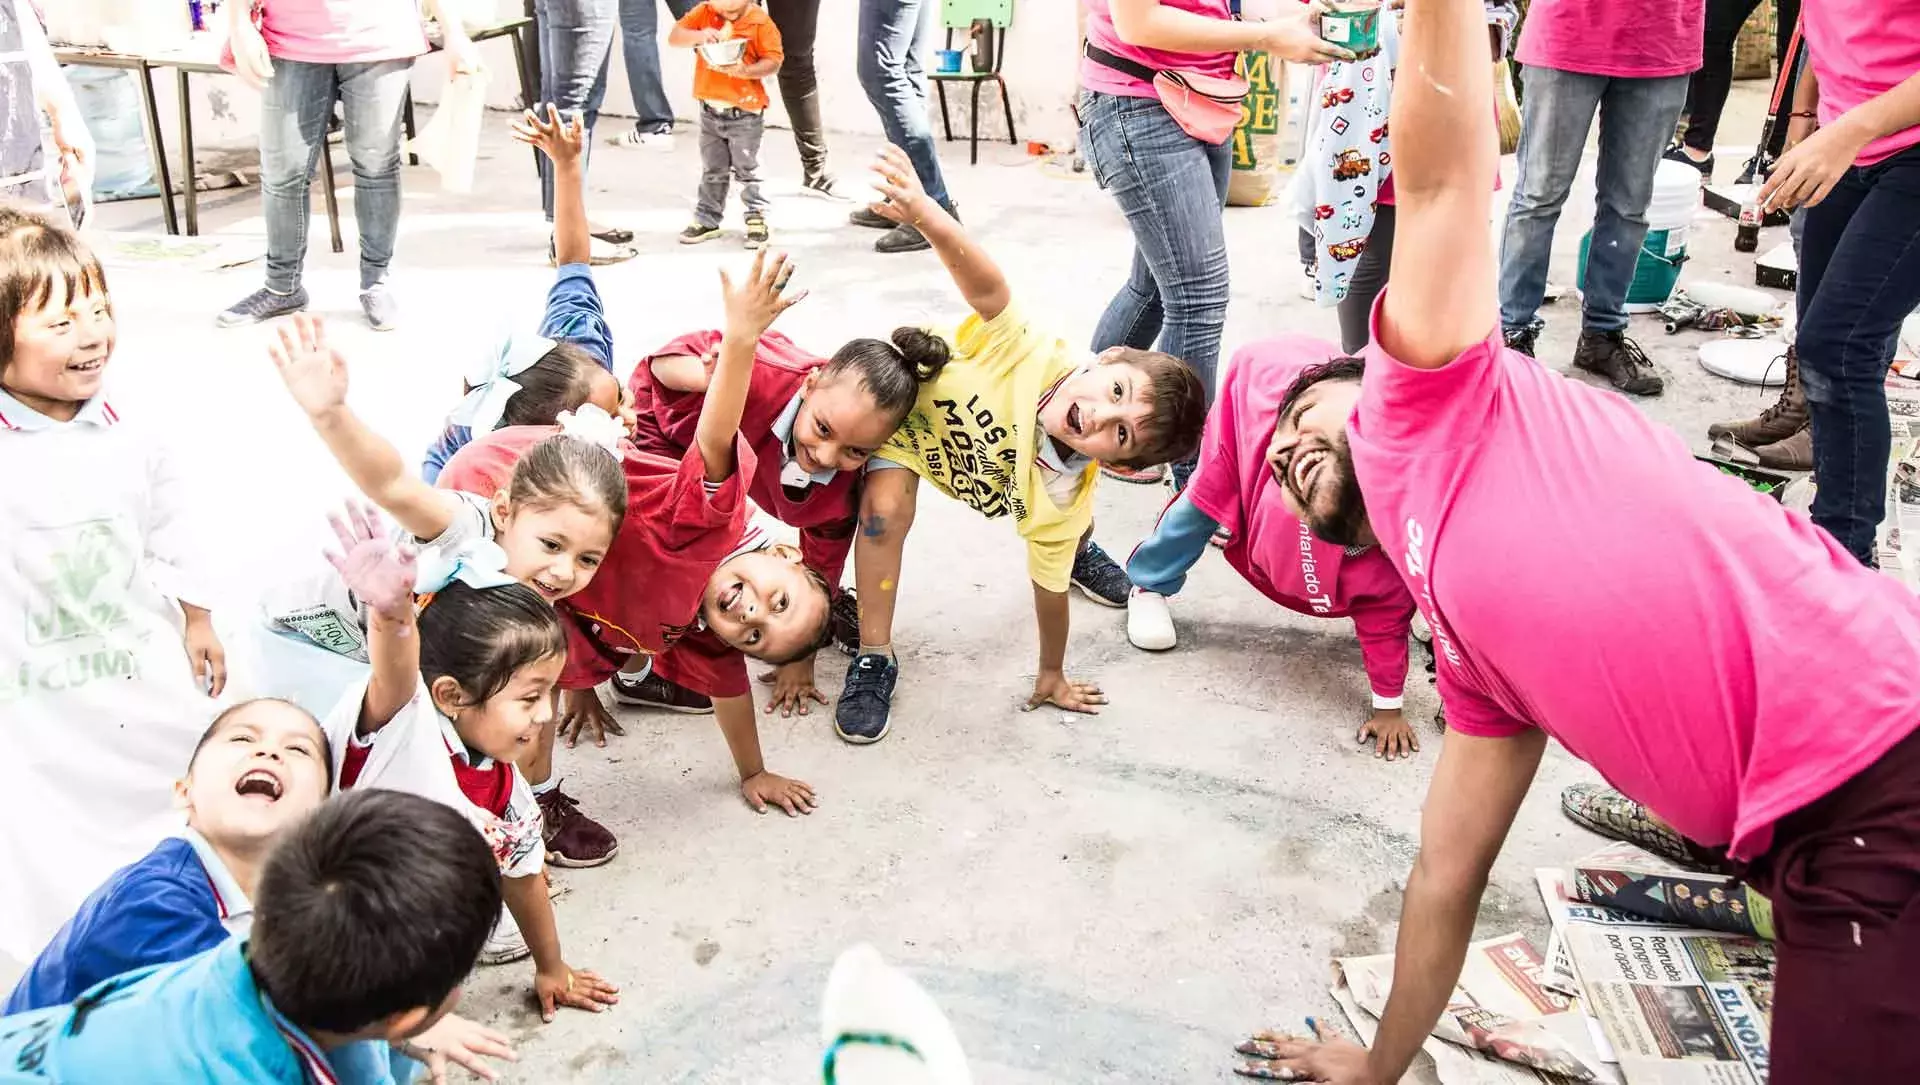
left=1320, top=2, right=1383, bottom=55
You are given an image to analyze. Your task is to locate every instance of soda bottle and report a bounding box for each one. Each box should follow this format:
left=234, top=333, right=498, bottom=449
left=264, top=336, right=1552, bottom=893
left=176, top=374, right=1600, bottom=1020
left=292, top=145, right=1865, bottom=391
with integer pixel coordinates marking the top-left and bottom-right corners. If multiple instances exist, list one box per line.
left=1735, top=197, right=1761, bottom=254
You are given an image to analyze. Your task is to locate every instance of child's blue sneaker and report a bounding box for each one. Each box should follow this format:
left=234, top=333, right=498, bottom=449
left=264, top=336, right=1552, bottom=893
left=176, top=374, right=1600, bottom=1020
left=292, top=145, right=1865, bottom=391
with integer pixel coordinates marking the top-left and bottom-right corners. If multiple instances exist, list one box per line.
left=835, top=653, right=897, bottom=745
left=1071, top=541, right=1130, bottom=608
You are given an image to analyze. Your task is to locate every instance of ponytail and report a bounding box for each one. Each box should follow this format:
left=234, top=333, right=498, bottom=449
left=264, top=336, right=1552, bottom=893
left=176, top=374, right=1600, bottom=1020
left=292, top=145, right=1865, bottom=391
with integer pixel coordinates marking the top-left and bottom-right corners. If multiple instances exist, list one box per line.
left=821, top=327, right=952, bottom=419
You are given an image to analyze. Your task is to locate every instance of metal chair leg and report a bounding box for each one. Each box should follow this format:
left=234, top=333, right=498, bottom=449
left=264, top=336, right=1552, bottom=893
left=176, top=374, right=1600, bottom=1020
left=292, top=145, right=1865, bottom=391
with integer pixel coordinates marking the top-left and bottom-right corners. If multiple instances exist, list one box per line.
left=936, top=80, right=952, bottom=142
left=968, top=80, right=983, bottom=165
left=403, top=89, right=419, bottom=166
left=134, top=63, right=178, bottom=234
left=998, top=75, right=1016, bottom=146
left=176, top=69, right=199, bottom=235
left=319, top=137, right=344, bottom=254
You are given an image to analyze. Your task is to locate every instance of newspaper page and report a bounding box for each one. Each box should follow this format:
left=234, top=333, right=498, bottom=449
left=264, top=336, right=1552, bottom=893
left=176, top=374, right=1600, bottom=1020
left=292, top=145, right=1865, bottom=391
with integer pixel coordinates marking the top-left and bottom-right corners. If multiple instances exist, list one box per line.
left=1880, top=373, right=1920, bottom=588
left=1565, top=844, right=1774, bottom=941
left=1562, top=925, right=1773, bottom=1085
left=1339, top=935, right=1618, bottom=1084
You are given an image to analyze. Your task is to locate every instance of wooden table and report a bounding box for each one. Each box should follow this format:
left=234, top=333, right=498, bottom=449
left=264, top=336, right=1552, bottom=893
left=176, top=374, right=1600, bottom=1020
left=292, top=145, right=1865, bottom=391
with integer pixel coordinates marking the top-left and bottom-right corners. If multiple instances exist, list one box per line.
left=54, top=18, right=535, bottom=243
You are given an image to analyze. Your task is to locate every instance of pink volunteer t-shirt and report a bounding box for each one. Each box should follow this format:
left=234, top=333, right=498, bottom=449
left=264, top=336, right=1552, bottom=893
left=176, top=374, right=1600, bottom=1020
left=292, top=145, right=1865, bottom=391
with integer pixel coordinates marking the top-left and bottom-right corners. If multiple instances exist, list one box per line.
left=1081, top=0, right=1239, bottom=99
left=1186, top=338, right=1417, bottom=699
left=1802, top=0, right=1920, bottom=166
left=1515, top=0, right=1704, bottom=79
left=1348, top=296, right=1920, bottom=861
left=258, top=0, right=429, bottom=65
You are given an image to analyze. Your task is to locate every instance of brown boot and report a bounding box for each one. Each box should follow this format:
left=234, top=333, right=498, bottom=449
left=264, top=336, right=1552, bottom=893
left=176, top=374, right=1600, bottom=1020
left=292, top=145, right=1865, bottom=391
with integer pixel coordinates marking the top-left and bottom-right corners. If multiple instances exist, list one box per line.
left=1753, top=423, right=1813, bottom=471
left=1707, top=346, right=1805, bottom=449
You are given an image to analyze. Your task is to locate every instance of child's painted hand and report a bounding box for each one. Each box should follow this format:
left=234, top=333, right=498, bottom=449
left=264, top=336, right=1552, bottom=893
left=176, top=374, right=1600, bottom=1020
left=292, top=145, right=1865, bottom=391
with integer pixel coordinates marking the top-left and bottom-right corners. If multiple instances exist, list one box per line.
left=400, top=1011, right=517, bottom=1084
left=181, top=605, right=226, bottom=698
left=759, top=658, right=827, bottom=717
left=508, top=103, right=585, bottom=168
left=741, top=770, right=818, bottom=817
left=719, top=249, right=807, bottom=340
left=323, top=502, right=416, bottom=626
left=558, top=686, right=625, bottom=748
left=868, top=143, right=934, bottom=225
left=534, top=964, right=620, bottom=1023
left=1024, top=670, right=1108, bottom=715
left=1356, top=707, right=1419, bottom=761
left=269, top=313, right=349, bottom=419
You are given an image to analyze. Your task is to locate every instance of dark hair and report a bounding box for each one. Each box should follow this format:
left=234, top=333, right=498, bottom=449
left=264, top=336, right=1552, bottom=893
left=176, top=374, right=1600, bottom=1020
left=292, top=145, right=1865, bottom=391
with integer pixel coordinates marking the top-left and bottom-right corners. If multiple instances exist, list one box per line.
left=756, top=565, right=836, bottom=666
left=1102, top=348, right=1208, bottom=470
left=1275, top=356, right=1366, bottom=427
left=821, top=327, right=951, bottom=420
left=507, top=432, right=629, bottom=536
left=493, top=342, right=604, bottom=429
left=250, top=790, right=501, bottom=1033
left=190, top=698, right=335, bottom=791
left=418, top=581, right=568, bottom=708
left=0, top=203, right=109, bottom=378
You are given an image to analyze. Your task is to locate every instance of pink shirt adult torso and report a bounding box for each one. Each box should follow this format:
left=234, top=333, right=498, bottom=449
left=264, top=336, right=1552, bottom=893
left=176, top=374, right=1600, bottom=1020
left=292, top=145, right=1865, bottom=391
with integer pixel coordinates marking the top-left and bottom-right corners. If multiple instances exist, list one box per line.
left=258, top=0, right=429, bottom=65
left=1801, top=0, right=1920, bottom=166
left=1081, top=0, right=1239, bottom=99
left=1187, top=338, right=1417, bottom=698
left=1515, top=0, right=1705, bottom=79
left=1348, top=300, right=1920, bottom=861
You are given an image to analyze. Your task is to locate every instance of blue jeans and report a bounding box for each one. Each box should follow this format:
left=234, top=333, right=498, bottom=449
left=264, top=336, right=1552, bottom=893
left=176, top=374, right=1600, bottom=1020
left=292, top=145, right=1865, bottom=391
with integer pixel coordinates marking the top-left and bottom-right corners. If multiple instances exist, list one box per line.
left=257, top=58, right=412, bottom=293
left=1497, top=66, right=1688, bottom=333
left=1080, top=90, right=1233, bottom=408
left=1796, top=142, right=1920, bottom=565
left=1126, top=491, right=1220, bottom=595
left=856, top=0, right=951, bottom=209
left=617, top=0, right=696, bottom=134
left=535, top=0, right=617, bottom=220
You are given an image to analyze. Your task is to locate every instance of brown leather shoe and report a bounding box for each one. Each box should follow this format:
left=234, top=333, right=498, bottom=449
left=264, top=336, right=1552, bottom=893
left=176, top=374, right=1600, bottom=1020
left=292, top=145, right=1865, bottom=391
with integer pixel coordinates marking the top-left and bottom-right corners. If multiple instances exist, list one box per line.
left=1573, top=330, right=1664, bottom=396
left=1707, top=346, right=1805, bottom=449
left=1753, top=423, right=1813, bottom=471
left=538, top=785, right=619, bottom=868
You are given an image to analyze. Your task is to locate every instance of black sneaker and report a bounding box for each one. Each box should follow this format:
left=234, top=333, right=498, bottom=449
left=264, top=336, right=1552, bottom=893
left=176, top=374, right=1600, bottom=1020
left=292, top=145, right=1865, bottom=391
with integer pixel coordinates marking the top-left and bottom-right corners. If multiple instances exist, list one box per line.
left=216, top=286, right=309, bottom=328
left=829, top=589, right=861, bottom=656
left=1501, top=321, right=1541, bottom=358
left=803, top=172, right=853, bottom=201
left=1573, top=329, right=1664, bottom=396
left=679, top=223, right=722, bottom=245
left=1661, top=142, right=1713, bottom=181
left=849, top=206, right=893, bottom=230
left=875, top=222, right=930, bottom=254
left=1071, top=540, right=1130, bottom=608
left=609, top=670, right=713, bottom=714
left=743, top=213, right=769, bottom=250
left=835, top=653, right=897, bottom=744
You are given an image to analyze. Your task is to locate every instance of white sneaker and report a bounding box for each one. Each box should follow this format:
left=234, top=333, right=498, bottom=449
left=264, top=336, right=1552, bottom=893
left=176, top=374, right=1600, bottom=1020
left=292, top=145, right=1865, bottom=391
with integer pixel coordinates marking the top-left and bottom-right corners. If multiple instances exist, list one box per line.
left=1127, top=588, right=1176, bottom=651
left=479, top=905, right=530, bottom=966
left=611, top=127, right=675, bottom=150
left=1411, top=611, right=1432, bottom=643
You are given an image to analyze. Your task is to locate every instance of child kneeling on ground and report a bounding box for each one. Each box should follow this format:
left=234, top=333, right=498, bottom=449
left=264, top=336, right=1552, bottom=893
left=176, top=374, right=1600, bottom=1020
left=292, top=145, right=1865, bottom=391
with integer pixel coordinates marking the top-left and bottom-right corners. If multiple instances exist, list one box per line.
left=838, top=145, right=1208, bottom=744
left=1125, top=340, right=1421, bottom=759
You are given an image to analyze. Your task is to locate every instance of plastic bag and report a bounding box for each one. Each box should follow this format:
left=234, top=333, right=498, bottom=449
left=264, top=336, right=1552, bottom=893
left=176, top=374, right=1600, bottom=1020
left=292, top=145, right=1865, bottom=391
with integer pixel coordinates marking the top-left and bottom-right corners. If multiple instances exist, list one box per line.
left=1227, top=48, right=1285, bottom=206
left=408, top=68, right=490, bottom=194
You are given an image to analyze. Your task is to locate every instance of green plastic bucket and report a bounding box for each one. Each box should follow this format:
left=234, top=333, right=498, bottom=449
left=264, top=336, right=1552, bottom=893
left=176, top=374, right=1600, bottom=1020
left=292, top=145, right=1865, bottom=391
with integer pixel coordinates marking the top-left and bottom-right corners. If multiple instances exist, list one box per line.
left=1577, top=226, right=1688, bottom=312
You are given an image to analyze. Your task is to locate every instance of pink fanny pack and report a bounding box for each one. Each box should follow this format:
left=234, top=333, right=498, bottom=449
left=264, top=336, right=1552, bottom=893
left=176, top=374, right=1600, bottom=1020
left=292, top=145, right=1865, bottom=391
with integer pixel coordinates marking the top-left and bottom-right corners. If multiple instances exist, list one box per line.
left=1084, top=42, right=1249, bottom=146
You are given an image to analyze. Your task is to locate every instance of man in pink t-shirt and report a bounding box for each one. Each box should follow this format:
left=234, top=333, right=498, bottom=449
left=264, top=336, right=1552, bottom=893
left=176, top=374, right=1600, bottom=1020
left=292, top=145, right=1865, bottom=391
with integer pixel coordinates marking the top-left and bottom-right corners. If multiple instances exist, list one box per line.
left=1493, top=0, right=1704, bottom=397
left=214, top=0, right=476, bottom=332
left=1246, top=3, right=1920, bottom=1083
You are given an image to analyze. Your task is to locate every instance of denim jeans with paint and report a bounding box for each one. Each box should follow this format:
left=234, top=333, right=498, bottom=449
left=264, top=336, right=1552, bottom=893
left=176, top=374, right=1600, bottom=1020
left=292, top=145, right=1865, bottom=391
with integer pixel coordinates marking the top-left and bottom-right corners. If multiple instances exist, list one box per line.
left=1497, top=65, right=1688, bottom=333
left=856, top=0, right=951, bottom=209
left=1796, top=142, right=1920, bottom=565
left=616, top=0, right=697, bottom=134
left=257, top=58, right=412, bottom=293
left=1079, top=90, right=1232, bottom=408
left=535, top=0, right=617, bottom=220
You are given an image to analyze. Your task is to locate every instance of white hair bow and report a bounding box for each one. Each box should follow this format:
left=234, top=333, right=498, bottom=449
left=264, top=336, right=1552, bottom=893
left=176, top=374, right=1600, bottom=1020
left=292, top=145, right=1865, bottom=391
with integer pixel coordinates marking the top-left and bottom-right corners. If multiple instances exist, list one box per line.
left=413, top=538, right=517, bottom=595
left=450, top=330, right=558, bottom=434
left=556, top=403, right=626, bottom=456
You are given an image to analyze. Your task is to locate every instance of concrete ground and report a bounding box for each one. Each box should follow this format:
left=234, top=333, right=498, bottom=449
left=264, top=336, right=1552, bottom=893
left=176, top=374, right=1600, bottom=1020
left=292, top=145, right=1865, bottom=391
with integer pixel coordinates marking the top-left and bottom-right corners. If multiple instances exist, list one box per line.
left=82, top=82, right=1786, bottom=1083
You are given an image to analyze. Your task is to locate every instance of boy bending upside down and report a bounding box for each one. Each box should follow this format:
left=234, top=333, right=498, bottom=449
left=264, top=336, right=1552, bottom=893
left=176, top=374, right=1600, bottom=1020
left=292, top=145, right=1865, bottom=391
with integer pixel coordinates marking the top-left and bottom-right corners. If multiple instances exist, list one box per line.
left=838, top=145, right=1208, bottom=743
left=1237, top=1, right=1920, bottom=1082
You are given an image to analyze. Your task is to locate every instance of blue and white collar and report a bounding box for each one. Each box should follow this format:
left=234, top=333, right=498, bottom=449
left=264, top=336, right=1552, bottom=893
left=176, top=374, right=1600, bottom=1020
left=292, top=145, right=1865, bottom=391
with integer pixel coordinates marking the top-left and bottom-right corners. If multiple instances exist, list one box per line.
left=180, top=826, right=253, bottom=929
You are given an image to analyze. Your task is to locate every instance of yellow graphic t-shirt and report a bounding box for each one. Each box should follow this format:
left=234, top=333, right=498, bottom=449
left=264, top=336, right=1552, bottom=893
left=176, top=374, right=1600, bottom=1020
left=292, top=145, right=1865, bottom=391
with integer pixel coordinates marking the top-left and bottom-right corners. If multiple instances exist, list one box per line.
left=880, top=299, right=1097, bottom=592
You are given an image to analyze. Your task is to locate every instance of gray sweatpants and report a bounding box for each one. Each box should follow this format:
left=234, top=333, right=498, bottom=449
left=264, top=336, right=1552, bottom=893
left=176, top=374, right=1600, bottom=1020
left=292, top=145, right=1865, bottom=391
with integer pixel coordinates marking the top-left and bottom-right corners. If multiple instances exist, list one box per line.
left=695, top=102, right=768, bottom=227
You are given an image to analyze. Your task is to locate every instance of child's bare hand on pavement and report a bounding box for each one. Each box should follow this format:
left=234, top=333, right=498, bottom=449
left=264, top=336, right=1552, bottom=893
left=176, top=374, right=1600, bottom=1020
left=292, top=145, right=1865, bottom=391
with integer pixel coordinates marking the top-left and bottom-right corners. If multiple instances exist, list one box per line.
left=759, top=659, right=827, bottom=716
left=1024, top=671, right=1108, bottom=714
left=1357, top=707, right=1419, bottom=761
left=323, top=502, right=415, bottom=624
left=534, top=965, right=619, bottom=1022
left=719, top=250, right=806, bottom=338
left=868, top=144, right=932, bottom=225
left=558, top=687, right=624, bottom=747
left=509, top=103, right=585, bottom=166
left=402, top=1011, right=517, bottom=1084
left=742, top=771, right=818, bottom=816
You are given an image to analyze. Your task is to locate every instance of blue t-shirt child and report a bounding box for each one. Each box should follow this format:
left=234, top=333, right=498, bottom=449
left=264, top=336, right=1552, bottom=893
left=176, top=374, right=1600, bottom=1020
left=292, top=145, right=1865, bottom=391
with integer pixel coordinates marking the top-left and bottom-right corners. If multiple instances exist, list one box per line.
left=6, top=831, right=249, bottom=1015
left=0, top=940, right=404, bottom=1084
left=420, top=264, right=615, bottom=482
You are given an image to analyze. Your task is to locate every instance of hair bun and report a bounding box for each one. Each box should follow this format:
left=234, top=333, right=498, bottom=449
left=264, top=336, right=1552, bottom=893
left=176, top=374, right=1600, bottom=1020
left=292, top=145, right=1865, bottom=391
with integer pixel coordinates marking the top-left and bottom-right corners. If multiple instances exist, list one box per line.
left=888, top=327, right=951, bottom=382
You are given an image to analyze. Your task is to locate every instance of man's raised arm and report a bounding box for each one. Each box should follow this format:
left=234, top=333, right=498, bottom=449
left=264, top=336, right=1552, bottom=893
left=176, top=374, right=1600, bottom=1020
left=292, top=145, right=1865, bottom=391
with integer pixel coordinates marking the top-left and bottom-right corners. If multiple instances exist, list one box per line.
left=1377, top=0, right=1501, bottom=369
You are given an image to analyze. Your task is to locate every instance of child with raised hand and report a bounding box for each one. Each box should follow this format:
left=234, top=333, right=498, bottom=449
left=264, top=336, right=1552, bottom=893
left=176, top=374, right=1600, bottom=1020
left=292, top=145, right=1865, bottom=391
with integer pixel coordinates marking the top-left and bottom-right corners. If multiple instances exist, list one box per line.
left=439, top=252, right=829, bottom=820
left=0, top=789, right=503, bottom=1084
left=1125, top=342, right=1422, bottom=761
left=0, top=203, right=227, bottom=972
left=321, top=504, right=620, bottom=1024
left=420, top=104, right=636, bottom=484
left=622, top=321, right=952, bottom=721
left=836, top=145, right=1209, bottom=745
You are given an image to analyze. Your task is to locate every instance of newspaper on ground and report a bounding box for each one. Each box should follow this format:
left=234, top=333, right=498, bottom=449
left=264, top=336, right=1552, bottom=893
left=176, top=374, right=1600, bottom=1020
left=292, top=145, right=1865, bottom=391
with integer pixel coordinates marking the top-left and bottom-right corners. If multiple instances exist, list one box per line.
left=1879, top=372, right=1920, bottom=588
left=1565, top=844, right=1773, bottom=940
left=1335, top=934, right=1618, bottom=1084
